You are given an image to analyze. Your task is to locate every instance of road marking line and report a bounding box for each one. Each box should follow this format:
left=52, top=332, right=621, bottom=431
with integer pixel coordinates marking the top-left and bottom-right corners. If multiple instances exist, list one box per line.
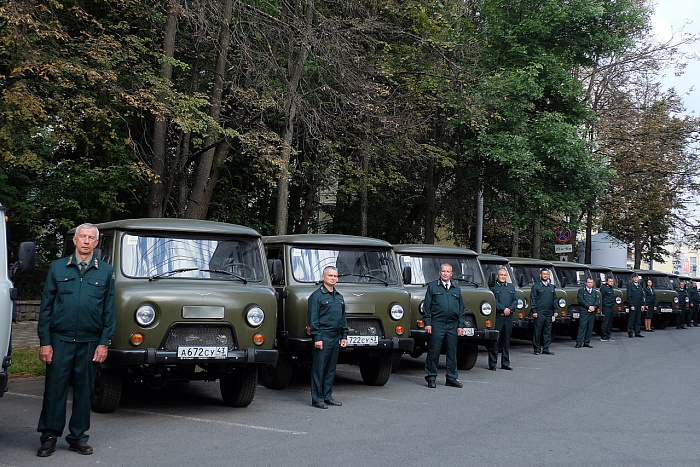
left=120, top=409, right=307, bottom=435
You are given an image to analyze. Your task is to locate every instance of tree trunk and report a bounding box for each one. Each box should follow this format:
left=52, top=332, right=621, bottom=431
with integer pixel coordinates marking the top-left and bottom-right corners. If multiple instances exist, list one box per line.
left=183, top=0, right=233, bottom=219
left=148, top=0, right=179, bottom=217
left=511, top=225, right=519, bottom=257
left=274, top=0, right=314, bottom=235
left=585, top=211, right=592, bottom=264
left=634, top=235, right=642, bottom=269
left=532, top=216, right=541, bottom=259
left=423, top=160, right=436, bottom=244
left=360, top=153, right=368, bottom=236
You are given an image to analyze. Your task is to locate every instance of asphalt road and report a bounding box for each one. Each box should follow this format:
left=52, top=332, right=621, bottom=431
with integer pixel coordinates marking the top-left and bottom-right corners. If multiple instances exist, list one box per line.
left=2, top=328, right=700, bottom=467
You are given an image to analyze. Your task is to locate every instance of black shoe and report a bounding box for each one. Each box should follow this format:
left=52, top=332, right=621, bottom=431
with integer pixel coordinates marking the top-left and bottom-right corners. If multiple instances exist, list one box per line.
left=629, top=334, right=634, bottom=338
left=324, top=399, right=342, bottom=406
left=542, top=350, right=554, bottom=355
left=445, top=379, right=463, bottom=388
left=635, top=334, right=644, bottom=338
left=312, top=401, right=328, bottom=409
left=583, top=343, right=593, bottom=348
left=69, top=441, right=93, bottom=456
left=533, top=350, right=541, bottom=355
left=647, top=329, right=654, bottom=332
left=575, top=344, right=582, bottom=348
left=694, top=324, right=699, bottom=327
left=501, top=365, right=513, bottom=371
left=427, top=380, right=436, bottom=388
left=37, top=439, right=56, bottom=457
left=488, top=366, right=496, bottom=371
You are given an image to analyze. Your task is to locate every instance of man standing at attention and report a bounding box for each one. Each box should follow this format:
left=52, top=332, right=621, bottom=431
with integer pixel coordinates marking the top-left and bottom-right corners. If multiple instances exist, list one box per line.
left=689, top=280, right=699, bottom=327
left=308, top=265, right=347, bottom=409
left=37, top=223, right=115, bottom=457
left=488, top=268, right=517, bottom=371
left=627, top=273, right=645, bottom=337
left=423, top=263, right=466, bottom=388
left=675, top=280, right=688, bottom=330
left=575, top=277, right=600, bottom=348
left=531, top=268, right=558, bottom=355
left=599, top=276, right=616, bottom=342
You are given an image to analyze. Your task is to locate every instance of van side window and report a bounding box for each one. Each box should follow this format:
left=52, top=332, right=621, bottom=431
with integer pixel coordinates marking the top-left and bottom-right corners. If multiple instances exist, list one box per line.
left=99, top=235, right=113, bottom=264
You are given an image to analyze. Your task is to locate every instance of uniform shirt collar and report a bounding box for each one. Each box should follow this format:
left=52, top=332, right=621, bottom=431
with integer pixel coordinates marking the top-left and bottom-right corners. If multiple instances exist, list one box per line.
left=442, top=280, right=451, bottom=289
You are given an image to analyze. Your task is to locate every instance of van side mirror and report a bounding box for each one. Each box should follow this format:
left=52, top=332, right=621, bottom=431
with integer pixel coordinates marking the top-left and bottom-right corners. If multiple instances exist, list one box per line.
left=9, top=241, right=36, bottom=278
left=92, top=247, right=102, bottom=261
left=488, top=272, right=496, bottom=288
left=517, top=274, right=525, bottom=288
left=267, top=259, right=283, bottom=285
left=402, top=266, right=412, bottom=285
left=561, top=276, right=568, bottom=287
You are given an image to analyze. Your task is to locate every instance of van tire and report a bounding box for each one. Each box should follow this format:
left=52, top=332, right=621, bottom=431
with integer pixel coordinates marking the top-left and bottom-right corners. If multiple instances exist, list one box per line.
left=259, top=355, right=293, bottom=390
left=457, top=342, right=478, bottom=370
left=221, top=366, right=258, bottom=407
left=359, top=354, right=392, bottom=386
left=652, top=314, right=670, bottom=330
left=91, top=366, right=124, bottom=413
left=391, top=352, right=402, bottom=372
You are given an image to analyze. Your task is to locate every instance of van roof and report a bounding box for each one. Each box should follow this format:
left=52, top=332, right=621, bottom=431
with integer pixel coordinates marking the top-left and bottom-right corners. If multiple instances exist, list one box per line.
left=69, top=218, right=262, bottom=237
left=393, top=244, right=477, bottom=256
left=264, top=234, right=391, bottom=248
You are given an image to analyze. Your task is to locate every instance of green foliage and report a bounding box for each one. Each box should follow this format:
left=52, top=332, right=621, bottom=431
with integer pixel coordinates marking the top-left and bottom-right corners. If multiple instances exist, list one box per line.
left=8, top=348, right=45, bottom=377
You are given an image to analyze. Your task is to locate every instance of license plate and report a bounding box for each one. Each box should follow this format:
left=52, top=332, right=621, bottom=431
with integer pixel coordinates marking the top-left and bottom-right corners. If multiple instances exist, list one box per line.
left=551, top=316, right=556, bottom=323
left=625, top=307, right=629, bottom=313
left=660, top=308, right=672, bottom=313
left=573, top=312, right=580, bottom=319
left=347, top=335, right=378, bottom=346
left=177, top=346, right=228, bottom=359
left=462, top=327, right=474, bottom=337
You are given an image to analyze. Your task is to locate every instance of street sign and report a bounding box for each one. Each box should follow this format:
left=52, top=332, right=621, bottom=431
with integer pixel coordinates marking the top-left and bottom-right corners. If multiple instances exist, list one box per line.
left=554, top=228, right=571, bottom=243
left=555, top=244, right=573, bottom=253
left=560, top=255, right=568, bottom=261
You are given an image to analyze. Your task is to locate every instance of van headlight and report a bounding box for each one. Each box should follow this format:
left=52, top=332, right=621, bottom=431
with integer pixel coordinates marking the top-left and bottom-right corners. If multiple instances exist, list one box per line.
left=674, top=297, right=679, bottom=303
left=419, top=300, right=425, bottom=315
left=246, top=306, right=265, bottom=327
left=390, top=303, right=404, bottom=321
left=135, top=305, right=156, bottom=327
left=517, top=298, right=524, bottom=309
left=615, top=297, right=622, bottom=304
left=558, top=298, right=566, bottom=308
left=481, top=302, right=492, bottom=316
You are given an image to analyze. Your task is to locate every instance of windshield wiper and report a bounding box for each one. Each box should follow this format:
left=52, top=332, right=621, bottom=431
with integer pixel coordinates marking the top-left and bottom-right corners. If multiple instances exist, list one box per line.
left=452, top=275, right=479, bottom=287
left=199, top=269, right=248, bottom=284
left=149, top=267, right=199, bottom=281
left=336, top=273, right=389, bottom=286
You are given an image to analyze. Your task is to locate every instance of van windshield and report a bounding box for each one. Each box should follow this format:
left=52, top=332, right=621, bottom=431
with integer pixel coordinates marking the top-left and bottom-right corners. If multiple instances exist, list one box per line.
left=647, top=275, right=672, bottom=290
left=511, top=265, right=559, bottom=287
left=555, top=267, right=591, bottom=287
left=480, top=261, right=513, bottom=284
left=290, top=247, right=399, bottom=285
left=398, top=254, right=485, bottom=287
left=121, top=233, right=265, bottom=282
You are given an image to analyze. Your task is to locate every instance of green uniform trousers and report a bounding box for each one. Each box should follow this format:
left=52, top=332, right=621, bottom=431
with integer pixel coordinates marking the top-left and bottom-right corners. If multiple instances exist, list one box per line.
left=38, top=339, right=98, bottom=444
left=424, top=321, right=458, bottom=381
left=532, top=315, right=553, bottom=352
left=488, top=314, right=512, bottom=368
left=311, top=332, right=341, bottom=403
left=601, top=306, right=614, bottom=340
left=576, top=310, right=597, bottom=345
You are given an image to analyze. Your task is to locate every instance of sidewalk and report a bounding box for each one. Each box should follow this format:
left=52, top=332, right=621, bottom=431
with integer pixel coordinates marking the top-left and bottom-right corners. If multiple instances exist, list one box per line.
left=11, top=320, right=40, bottom=349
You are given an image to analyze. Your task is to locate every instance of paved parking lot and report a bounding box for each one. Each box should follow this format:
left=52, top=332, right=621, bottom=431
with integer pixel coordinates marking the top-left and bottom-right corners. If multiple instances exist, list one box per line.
left=2, top=326, right=700, bottom=466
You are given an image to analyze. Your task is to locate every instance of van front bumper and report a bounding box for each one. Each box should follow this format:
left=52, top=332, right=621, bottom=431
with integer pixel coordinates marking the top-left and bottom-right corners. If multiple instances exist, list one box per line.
left=107, top=348, right=278, bottom=366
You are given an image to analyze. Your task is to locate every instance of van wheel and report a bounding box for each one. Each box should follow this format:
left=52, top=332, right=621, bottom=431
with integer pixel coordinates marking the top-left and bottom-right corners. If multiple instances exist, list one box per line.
left=259, top=355, right=293, bottom=390
left=391, top=352, right=402, bottom=372
left=652, top=314, right=670, bottom=330
left=221, top=366, right=258, bottom=407
left=91, top=366, right=124, bottom=413
left=359, top=354, right=392, bottom=386
left=457, top=342, right=478, bottom=370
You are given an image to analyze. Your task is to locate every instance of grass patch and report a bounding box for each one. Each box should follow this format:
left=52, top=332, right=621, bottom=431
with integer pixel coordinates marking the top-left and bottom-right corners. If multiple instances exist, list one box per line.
left=8, top=348, right=45, bottom=377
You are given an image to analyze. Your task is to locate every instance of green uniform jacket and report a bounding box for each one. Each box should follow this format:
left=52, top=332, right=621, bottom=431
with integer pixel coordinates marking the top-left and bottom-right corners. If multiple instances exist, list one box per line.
left=491, top=281, right=518, bottom=314
left=676, top=287, right=688, bottom=311
left=643, top=287, right=656, bottom=308
left=627, top=282, right=645, bottom=308
left=422, top=280, right=467, bottom=327
left=600, top=284, right=615, bottom=309
left=530, top=280, right=557, bottom=316
left=687, top=286, right=698, bottom=306
left=38, top=254, right=116, bottom=346
left=307, top=285, right=348, bottom=341
left=577, top=287, right=600, bottom=311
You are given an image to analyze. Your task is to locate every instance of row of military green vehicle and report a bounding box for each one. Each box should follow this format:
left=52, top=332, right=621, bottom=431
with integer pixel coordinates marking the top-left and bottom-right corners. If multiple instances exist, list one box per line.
left=49, top=219, right=500, bottom=413
left=35, top=217, right=689, bottom=413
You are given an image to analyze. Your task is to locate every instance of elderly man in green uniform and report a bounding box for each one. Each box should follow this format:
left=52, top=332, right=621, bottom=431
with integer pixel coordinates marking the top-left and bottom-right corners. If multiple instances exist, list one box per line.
left=530, top=268, right=558, bottom=355
left=488, top=268, right=517, bottom=371
left=675, top=280, right=688, bottom=330
left=308, top=265, right=347, bottom=409
left=575, top=277, right=600, bottom=348
left=689, top=280, right=699, bottom=327
left=599, top=276, right=616, bottom=342
left=37, top=223, right=115, bottom=457
left=423, top=263, right=467, bottom=388
left=627, top=273, right=645, bottom=337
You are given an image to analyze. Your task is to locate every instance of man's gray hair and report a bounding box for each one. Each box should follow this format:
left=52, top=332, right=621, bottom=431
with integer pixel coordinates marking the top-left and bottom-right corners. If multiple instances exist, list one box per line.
left=323, top=265, right=338, bottom=275
left=74, top=223, right=100, bottom=239
left=497, top=267, right=508, bottom=275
